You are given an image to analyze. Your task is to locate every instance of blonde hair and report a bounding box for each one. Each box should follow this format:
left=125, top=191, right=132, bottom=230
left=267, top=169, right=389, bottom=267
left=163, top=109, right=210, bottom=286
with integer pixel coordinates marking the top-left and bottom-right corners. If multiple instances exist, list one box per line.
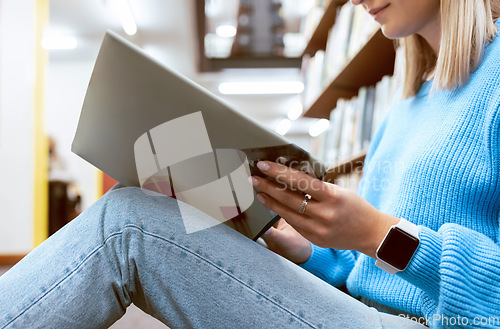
left=401, top=0, right=500, bottom=98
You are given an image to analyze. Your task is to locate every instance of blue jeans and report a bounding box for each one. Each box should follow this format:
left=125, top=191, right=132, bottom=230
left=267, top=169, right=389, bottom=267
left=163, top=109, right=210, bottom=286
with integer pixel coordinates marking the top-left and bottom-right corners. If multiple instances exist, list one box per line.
left=0, top=187, right=425, bottom=328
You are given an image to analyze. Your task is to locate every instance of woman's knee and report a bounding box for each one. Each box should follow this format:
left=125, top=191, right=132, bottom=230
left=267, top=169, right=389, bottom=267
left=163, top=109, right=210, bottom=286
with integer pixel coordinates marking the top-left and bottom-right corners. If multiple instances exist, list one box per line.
left=95, top=186, right=182, bottom=235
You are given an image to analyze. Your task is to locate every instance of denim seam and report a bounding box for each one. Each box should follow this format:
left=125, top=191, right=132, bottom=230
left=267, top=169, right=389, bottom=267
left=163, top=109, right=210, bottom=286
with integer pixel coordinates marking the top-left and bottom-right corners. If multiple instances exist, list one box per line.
left=3, top=225, right=319, bottom=329
left=128, top=225, right=319, bottom=329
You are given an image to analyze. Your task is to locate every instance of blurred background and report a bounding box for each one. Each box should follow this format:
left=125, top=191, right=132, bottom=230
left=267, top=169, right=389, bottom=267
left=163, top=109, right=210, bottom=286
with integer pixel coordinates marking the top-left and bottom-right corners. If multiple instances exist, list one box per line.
left=0, top=0, right=319, bottom=254
left=0, top=0, right=399, bottom=326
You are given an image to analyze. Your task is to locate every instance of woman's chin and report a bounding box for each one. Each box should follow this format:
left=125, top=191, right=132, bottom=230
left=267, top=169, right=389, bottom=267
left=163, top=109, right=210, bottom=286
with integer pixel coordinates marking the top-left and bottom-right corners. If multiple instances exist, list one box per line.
left=380, top=25, right=411, bottom=40
left=380, top=26, right=400, bottom=40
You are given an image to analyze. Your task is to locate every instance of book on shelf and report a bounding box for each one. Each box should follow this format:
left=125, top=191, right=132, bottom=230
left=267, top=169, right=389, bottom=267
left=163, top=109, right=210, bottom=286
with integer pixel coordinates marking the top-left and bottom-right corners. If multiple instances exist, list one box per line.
left=371, top=75, right=392, bottom=139
left=346, top=4, right=378, bottom=59
left=339, top=95, right=357, bottom=160
left=323, top=2, right=355, bottom=82
left=302, top=50, right=326, bottom=108
left=300, top=0, right=329, bottom=44
left=370, top=47, right=406, bottom=138
left=362, top=86, right=376, bottom=149
left=353, top=86, right=368, bottom=154
left=334, top=171, right=363, bottom=193
left=302, top=1, right=380, bottom=100
left=310, top=128, right=328, bottom=165
left=324, top=98, right=345, bottom=165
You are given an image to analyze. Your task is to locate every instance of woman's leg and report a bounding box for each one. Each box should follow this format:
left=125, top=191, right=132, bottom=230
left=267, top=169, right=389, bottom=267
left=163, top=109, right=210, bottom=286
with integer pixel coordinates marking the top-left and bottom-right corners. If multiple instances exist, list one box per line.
left=0, top=187, right=423, bottom=329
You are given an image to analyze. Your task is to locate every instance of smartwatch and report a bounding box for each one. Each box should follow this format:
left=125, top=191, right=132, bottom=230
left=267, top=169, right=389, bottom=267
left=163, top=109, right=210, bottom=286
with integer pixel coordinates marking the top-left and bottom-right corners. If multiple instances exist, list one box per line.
left=375, top=218, right=420, bottom=274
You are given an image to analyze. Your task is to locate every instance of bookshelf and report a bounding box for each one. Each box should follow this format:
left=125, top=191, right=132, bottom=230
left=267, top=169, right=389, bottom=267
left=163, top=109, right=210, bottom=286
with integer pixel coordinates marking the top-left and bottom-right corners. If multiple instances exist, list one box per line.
left=195, top=0, right=302, bottom=71
left=304, top=29, right=396, bottom=119
left=301, top=2, right=399, bottom=191
left=323, top=149, right=368, bottom=183
left=302, top=0, right=348, bottom=57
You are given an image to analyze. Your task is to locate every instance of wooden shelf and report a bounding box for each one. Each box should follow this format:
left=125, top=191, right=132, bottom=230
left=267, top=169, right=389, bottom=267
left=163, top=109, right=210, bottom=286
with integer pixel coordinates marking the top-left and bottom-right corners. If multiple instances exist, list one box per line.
left=206, top=56, right=301, bottom=70
left=302, top=0, right=348, bottom=57
left=323, top=149, right=368, bottom=182
left=304, top=28, right=396, bottom=119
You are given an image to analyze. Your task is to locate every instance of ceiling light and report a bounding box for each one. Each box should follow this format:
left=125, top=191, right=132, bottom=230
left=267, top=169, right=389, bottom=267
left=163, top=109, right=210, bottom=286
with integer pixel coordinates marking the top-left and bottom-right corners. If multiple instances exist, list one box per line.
left=216, top=25, right=237, bottom=38
left=218, top=81, right=304, bottom=95
left=114, top=0, right=137, bottom=36
left=287, top=102, right=303, bottom=120
left=309, top=119, right=330, bottom=137
left=41, top=36, right=77, bottom=50
left=275, top=119, right=292, bottom=136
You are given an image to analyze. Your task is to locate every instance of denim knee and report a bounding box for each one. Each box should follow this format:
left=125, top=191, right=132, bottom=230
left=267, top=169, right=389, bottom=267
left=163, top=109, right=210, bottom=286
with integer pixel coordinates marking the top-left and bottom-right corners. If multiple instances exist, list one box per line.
left=95, top=186, right=182, bottom=237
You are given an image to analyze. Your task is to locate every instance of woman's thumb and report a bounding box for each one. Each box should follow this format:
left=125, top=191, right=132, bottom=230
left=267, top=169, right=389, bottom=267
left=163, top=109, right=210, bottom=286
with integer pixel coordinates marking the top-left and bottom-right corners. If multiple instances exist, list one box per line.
left=261, top=227, right=288, bottom=248
left=261, top=226, right=278, bottom=241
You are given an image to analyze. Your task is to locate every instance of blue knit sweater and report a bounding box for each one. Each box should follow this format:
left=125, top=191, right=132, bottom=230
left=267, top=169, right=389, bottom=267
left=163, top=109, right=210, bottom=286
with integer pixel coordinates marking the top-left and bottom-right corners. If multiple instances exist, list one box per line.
left=300, top=22, right=500, bottom=328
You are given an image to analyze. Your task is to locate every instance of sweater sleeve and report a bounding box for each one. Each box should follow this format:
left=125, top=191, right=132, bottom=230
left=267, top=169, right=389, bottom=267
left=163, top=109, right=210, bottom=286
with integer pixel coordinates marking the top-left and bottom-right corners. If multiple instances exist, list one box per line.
left=398, top=224, right=500, bottom=327
left=398, top=100, right=500, bottom=326
left=299, top=243, right=357, bottom=287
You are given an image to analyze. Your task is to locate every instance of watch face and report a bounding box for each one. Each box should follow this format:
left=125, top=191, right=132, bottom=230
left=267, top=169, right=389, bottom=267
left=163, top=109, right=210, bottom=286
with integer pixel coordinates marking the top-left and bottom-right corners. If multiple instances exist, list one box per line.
left=377, top=227, right=420, bottom=270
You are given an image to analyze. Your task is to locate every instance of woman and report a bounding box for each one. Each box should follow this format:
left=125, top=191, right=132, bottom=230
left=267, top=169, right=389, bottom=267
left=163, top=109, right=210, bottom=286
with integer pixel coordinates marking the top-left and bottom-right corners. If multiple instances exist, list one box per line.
left=1, top=0, right=499, bottom=328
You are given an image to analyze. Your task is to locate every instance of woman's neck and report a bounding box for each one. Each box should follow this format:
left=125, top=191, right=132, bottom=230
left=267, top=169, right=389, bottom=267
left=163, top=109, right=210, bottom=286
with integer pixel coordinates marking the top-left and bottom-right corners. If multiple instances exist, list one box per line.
left=417, top=10, right=442, bottom=55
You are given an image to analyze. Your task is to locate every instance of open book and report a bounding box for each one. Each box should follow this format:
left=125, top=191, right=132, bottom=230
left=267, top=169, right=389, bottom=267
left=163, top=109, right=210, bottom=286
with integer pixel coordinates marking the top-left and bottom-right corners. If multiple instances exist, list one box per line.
left=72, top=31, right=326, bottom=241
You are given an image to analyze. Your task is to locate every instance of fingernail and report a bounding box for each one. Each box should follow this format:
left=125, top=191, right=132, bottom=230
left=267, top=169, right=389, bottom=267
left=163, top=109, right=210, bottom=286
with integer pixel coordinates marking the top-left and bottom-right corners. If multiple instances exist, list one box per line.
left=248, top=176, right=260, bottom=187
left=257, top=161, right=270, bottom=171
left=262, top=229, right=271, bottom=236
left=256, top=193, right=266, bottom=204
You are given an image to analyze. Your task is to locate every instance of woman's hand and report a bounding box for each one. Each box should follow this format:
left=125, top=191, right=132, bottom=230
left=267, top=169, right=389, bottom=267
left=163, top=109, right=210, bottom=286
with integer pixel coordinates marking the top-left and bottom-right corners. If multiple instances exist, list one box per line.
left=260, top=218, right=312, bottom=264
left=250, top=161, right=399, bottom=258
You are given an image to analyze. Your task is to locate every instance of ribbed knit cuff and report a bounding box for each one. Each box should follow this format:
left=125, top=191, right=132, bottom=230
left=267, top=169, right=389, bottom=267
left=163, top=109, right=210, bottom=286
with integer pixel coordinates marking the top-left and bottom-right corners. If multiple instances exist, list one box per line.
left=299, top=243, right=337, bottom=284
left=399, top=226, right=442, bottom=301
left=298, top=243, right=354, bottom=287
left=299, top=243, right=336, bottom=274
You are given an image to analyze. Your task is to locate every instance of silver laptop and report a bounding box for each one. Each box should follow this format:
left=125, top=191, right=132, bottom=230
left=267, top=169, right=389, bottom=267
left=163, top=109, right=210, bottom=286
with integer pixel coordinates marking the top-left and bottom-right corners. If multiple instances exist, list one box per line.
left=72, top=30, right=325, bottom=240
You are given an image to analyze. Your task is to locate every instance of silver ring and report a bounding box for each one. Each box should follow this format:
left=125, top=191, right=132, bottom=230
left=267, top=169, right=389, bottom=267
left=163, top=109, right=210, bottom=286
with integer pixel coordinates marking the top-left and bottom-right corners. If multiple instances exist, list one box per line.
left=299, top=194, right=312, bottom=214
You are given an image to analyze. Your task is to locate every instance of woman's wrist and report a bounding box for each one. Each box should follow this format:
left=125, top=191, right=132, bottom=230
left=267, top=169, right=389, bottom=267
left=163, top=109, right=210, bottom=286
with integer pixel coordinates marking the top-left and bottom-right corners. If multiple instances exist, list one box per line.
left=359, top=212, right=400, bottom=259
